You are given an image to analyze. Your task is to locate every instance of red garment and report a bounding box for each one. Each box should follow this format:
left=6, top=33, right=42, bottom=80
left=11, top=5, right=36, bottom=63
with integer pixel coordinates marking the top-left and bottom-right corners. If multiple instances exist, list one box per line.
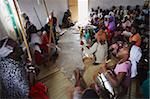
left=41, top=34, right=49, bottom=54
left=29, top=82, right=49, bottom=99
left=41, top=34, right=49, bottom=45
left=34, top=51, right=42, bottom=65
left=96, top=29, right=107, bottom=42
left=40, top=44, right=48, bottom=54
left=106, top=27, right=113, bottom=41
left=80, top=40, right=84, bottom=45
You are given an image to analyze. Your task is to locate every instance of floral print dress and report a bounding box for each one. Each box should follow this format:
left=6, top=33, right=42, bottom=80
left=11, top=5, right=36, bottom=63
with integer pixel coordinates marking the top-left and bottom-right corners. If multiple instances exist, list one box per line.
left=0, top=58, right=29, bottom=98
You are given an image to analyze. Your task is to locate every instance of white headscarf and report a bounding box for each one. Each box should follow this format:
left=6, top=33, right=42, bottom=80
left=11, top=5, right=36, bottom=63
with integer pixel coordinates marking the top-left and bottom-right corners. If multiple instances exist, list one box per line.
left=109, top=11, right=114, bottom=17
left=104, top=15, right=110, bottom=19
left=98, top=13, right=103, bottom=19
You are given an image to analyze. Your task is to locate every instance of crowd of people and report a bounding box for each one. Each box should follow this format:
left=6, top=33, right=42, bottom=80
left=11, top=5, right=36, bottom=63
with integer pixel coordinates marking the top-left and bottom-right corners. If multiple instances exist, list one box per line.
left=68, top=3, right=149, bottom=99
left=0, top=1, right=149, bottom=99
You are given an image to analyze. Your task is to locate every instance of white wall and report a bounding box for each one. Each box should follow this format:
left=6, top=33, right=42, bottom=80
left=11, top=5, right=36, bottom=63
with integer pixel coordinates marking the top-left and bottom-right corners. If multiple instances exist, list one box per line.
left=18, top=0, right=68, bottom=29
left=0, top=20, right=8, bottom=40
left=89, top=0, right=144, bottom=10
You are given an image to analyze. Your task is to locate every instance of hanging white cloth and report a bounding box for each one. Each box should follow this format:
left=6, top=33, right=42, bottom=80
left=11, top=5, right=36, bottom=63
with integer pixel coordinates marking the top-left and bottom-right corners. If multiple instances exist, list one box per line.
left=129, top=45, right=142, bottom=78
left=0, top=38, right=13, bottom=58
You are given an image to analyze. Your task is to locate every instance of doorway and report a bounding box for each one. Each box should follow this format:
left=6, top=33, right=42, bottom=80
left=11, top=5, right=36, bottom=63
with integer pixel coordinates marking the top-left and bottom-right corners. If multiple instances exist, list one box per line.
left=68, top=0, right=88, bottom=23
left=68, top=0, right=78, bottom=23
left=78, top=0, right=88, bottom=23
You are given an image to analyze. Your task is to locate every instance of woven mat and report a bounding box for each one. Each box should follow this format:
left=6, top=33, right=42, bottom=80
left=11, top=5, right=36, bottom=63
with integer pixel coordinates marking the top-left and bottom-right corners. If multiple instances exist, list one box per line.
left=83, top=64, right=101, bottom=86
left=83, top=58, right=117, bottom=87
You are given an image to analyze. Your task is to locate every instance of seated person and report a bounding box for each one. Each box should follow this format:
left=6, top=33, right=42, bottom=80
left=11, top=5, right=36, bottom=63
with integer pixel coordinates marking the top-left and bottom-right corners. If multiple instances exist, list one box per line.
left=109, top=40, right=128, bottom=56
left=0, top=38, right=29, bottom=98
left=98, top=14, right=104, bottom=29
left=81, top=29, right=108, bottom=65
left=30, top=26, right=42, bottom=45
left=62, top=9, right=74, bottom=28
left=21, top=13, right=31, bottom=30
left=112, top=26, right=124, bottom=43
left=95, top=27, right=107, bottom=43
left=93, top=17, right=99, bottom=26
left=91, top=13, right=99, bottom=26
left=90, top=8, right=95, bottom=17
left=40, top=31, right=49, bottom=54
left=129, top=25, right=141, bottom=47
left=109, top=41, right=122, bottom=56
left=21, top=13, right=39, bottom=42
left=104, top=15, right=110, bottom=27
left=122, top=26, right=132, bottom=37
left=84, top=29, right=90, bottom=43
left=97, top=47, right=131, bottom=98
left=116, top=5, right=124, bottom=21
left=67, top=68, right=99, bottom=99
left=79, top=27, right=84, bottom=39
left=122, top=15, right=131, bottom=29
left=31, top=29, right=58, bottom=65
left=107, top=16, right=116, bottom=41
left=109, top=11, right=115, bottom=17
left=124, top=5, right=131, bottom=15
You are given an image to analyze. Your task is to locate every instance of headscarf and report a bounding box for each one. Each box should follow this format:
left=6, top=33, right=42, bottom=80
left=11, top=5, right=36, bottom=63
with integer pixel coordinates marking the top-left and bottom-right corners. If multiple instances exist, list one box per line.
left=104, top=15, right=110, bottom=19
left=95, top=29, right=106, bottom=42
left=109, top=11, right=115, bottom=17
left=108, top=16, right=116, bottom=32
left=104, top=15, right=110, bottom=27
left=98, top=13, right=103, bottom=19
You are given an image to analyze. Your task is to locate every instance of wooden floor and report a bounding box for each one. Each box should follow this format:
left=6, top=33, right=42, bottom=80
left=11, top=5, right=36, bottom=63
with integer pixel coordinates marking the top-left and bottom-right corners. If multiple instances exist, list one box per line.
left=37, top=27, right=141, bottom=99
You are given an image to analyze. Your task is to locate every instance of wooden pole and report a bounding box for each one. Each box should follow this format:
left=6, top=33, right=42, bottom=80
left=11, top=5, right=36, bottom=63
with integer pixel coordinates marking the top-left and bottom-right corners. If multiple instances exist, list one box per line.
left=42, top=0, right=56, bottom=61
left=42, top=0, right=52, bottom=58
left=49, top=15, right=56, bottom=44
left=13, top=0, right=32, bottom=62
left=43, top=0, right=56, bottom=44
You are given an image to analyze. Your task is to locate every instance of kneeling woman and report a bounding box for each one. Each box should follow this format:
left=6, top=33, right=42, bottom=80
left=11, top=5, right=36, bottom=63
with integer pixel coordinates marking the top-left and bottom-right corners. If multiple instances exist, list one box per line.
left=81, top=29, right=108, bottom=65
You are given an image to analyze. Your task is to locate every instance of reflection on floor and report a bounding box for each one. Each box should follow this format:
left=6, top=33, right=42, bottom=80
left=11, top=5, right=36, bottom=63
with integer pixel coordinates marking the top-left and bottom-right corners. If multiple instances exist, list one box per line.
left=37, top=27, right=140, bottom=99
